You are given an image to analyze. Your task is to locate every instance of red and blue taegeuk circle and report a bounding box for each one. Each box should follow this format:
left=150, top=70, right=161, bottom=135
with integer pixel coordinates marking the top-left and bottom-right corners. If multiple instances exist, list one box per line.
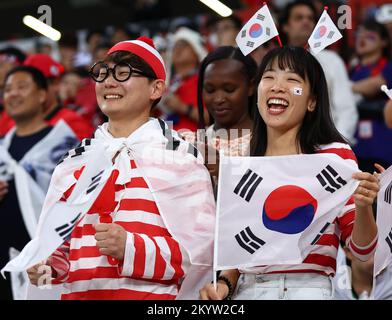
left=262, top=185, right=318, bottom=234
left=249, top=23, right=263, bottom=38
left=313, top=25, right=327, bottom=39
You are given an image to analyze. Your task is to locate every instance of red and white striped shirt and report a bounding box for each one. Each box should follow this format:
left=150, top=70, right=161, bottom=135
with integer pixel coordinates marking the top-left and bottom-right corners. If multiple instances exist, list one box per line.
left=239, top=142, right=378, bottom=277
left=50, top=159, right=190, bottom=300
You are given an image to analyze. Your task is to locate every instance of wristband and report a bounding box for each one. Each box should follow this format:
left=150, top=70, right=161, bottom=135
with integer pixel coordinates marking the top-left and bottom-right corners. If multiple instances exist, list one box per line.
left=216, top=275, right=234, bottom=300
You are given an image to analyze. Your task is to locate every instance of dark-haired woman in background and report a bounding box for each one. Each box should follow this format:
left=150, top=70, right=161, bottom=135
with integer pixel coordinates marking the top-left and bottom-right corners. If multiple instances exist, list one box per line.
left=350, top=19, right=392, bottom=172
left=183, top=46, right=256, bottom=183
left=200, top=46, right=379, bottom=300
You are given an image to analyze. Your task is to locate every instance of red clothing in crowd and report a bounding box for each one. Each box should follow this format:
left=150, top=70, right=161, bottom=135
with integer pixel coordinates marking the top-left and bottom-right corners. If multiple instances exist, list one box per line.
left=171, top=73, right=199, bottom=132
left=0, top=106, right=94, bottom=141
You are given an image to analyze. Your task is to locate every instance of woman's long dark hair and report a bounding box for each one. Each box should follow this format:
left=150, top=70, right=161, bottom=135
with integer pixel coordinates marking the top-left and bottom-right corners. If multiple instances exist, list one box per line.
left=250, top=46, right=346, bottom=156
left=197, top=46, right=257, bottom=129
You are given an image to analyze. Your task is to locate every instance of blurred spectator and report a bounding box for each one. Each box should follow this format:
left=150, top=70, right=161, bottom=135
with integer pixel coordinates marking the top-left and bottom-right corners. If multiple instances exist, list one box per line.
left=350, top=19, right=392, bottom=172
left=92, top=42, right=112, bottom=63
left=0, top=47, right=26, bottom=96
left=207, top=14, right=243, bottom=49
left=110, top=26, right=132, bottom=46
left=0, top=66, right=78, bottom=299
left=279, top=0, right=358, bottom=144
left=58, top=33, right=78, bottom=72
left=59, top=67, right=103, bottom=128
left=0, top=48, right=26, bottom=133
left=0, top=54, right=94, bottom=140
left=161, top=27, right=208, bottom=131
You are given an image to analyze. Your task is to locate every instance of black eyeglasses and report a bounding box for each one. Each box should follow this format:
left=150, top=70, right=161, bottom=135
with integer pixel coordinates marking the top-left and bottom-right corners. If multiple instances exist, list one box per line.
left=89, top=61, right=152, bottom=82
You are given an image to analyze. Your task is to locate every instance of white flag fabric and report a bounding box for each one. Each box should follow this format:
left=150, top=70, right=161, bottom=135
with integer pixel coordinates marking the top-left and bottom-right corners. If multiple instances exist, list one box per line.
left=235, top=4, right=279, bottom=56
left=373, top=166, right=392, bottom=278
left=381, top=85, right=392, bottom=100
left=308, top=10, right=342, bottom=55
left=1, top=118, right=216, bottom=300
left=215, top=153, right=359, bottom=270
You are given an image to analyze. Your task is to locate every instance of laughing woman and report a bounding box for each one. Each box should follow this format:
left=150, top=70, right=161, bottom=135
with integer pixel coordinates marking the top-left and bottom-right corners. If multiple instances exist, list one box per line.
left=199, top=46, right=379, bottom=300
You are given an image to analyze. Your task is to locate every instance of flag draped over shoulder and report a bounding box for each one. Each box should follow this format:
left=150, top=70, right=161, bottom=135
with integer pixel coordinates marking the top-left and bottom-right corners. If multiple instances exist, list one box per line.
left=308, top=9, right=342, bottom=55
left=235, top=4, right=279, bottom=56
left=373, top=166, right=392, bottom=279
left=0, top=120, right=79, bottom=238
left=1, top=118, right=215, bottom=299
left=215, top=153, right=359, bottom=271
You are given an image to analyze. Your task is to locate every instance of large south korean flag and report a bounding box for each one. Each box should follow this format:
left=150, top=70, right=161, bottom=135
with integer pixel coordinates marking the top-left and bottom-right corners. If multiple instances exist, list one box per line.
left=235, top=4, right=279, bottom=56
left=215, top=153, right=359, bottom=270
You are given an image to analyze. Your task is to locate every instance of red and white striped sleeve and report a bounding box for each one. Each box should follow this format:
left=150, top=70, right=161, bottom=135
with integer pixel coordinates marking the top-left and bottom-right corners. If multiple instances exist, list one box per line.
left=50, top=241, right=70, bottom=284
left=118, top=232, right=190, bottom=282
left=49, top=166, right=85, bottom=284
left=320, top=143, right=378, bottom=261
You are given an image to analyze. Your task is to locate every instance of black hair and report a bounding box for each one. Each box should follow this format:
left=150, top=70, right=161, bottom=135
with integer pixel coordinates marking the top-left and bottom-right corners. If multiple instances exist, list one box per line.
left=104, top=51, right=160, bottom=107
left=250, top=46, right=346, bottom=156
left=279, top=0, right=318, bottom=26
left=5, top=65, right=48, bottom=90
left=360, top=19, right=391, bottom=59
left=197, top=46, right=257, bottom=129
left=0, top=47, right=26, bottom=64
left=207, top=14, right=243, bottom=31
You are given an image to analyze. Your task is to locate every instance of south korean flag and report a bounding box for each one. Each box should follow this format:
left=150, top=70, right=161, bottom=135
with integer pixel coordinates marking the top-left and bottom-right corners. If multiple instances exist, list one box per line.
left=235, top=3, right=279, bottom=56
left=1, top=144, right=113, bottom=275
left=215, top=153, right=359, bottom=271
left=374, top=166, right=392, bottom=279
left=308, top=8, right=342, bottom=55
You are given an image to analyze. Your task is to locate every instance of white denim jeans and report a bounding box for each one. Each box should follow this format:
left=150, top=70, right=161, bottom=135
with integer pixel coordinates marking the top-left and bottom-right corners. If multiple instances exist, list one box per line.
left=233, top=273, right=334, bottom=300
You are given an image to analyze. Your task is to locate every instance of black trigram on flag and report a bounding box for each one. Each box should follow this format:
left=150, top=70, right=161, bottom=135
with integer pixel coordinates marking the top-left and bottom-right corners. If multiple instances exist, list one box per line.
left=235, top=226, right=265, bottom=254
left=384, top=180, right=392, bottom=204
left=86, top=170, right=105, bottom=194
left=314, top=42, right=321, bottom=48
left=266, top=27, right=271, bottom=36
left=246, top=41, right=254, bottom=48
left=316, top=165, right=347, bottom=193
left=234, top=169, right=263, bottom=202
left=256, top=14, right=265, bottom=21
left=327, top=31, right=335, bottom=39
left=310, top=222, right=331, bottom=245
left=241, top=30, right=246, bottom=38
left=385, top=228, right=392, bottom=253
left=55, top=213, right=81, bottom=241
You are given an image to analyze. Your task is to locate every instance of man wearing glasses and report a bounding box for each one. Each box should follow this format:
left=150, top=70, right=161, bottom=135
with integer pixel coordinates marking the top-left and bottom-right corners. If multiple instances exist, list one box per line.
left=26, top=37, right=215, bottom=300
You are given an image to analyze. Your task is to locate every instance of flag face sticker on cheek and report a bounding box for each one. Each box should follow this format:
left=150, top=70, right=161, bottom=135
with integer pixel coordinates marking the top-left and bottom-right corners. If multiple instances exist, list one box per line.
left=214, top=153, right=359, bottom=271
left=293, top=87, right=303, bottom=95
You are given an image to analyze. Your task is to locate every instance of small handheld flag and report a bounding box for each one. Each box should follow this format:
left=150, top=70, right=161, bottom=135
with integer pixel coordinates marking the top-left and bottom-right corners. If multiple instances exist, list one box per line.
left=235, top=3, right=279, bottom=56
left=381, top=85, right=392, bottom=100
left=307, top=7, right=342, bottom=55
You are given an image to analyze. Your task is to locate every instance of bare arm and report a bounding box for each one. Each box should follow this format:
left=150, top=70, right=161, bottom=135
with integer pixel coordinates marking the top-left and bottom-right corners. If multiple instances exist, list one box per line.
left=352, top=75, right=386, bottom=98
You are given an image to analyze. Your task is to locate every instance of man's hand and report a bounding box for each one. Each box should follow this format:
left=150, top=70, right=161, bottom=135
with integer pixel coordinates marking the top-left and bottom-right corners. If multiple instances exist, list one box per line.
left=0, top=180, right=8, bottom=202
left=94, top=223, right=127, bottom=260
left=27, top=261, right=53, bottom=286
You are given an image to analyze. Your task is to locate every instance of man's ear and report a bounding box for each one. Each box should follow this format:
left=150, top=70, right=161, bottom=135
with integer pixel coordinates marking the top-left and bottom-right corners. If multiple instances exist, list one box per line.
left=38, top=89, right=47, bottom=106
left=150, top=79, right=166, bottom=101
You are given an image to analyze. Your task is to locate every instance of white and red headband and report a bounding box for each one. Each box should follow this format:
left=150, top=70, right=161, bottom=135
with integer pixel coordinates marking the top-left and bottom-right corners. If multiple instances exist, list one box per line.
left=107, top=36, right=166, bottom=81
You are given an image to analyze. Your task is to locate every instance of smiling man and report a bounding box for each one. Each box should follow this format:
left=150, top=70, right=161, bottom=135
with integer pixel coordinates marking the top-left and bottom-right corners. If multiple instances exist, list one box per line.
left=26, top=37, right=215, bottom=300
left=0, top=66, right=78, bottom=299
